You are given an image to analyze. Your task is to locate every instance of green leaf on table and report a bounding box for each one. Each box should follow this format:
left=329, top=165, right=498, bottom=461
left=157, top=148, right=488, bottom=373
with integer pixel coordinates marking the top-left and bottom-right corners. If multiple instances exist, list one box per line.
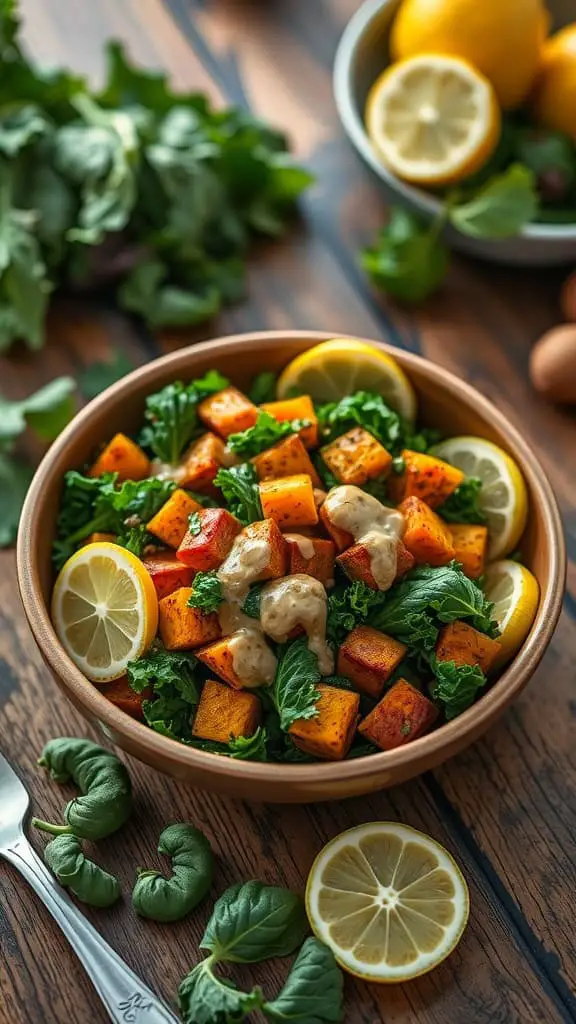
left=187, top=571, right=224, bottom=614
left=78, top=351, right=134, bottom=400
left=214, top=463, right=262, bottom=525
left=0, top=451, right=33, bottom=547
left=439, top=477, right=487, bottom=525
left=450, top=164, right=538, bottom=239
left=178, top=956, right=264, bottom=1024
left=201, top=880, right=308, bottom=963
left=263, top=937, right=344, bottom=1023
left=362, top=206, right=450, bottom=304
left=249, top=370, right=277, bottom=405
left=429, top=657, right=486, bottom=720
left=272, top=638, right=321, bottom=732
left=0, top=376, right=75, bottom=444
left=228, top=410, right=308, bottom=457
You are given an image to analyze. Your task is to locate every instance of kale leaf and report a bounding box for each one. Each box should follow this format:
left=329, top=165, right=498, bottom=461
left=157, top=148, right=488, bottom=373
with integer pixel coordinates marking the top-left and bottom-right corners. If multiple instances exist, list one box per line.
left=429, top=658, right=487, bottom=720
left=227, top=410, right=308, bottom=457
left=440, top=477, right=487, bottom=524
left=139, top=372, right=228, bottom=464
left=127, top=646, right=200, bottom=740
left=214, top=463, right=262, bottom=525
left=248, top=371, right=277, bottom=405
left=187, top=571, right=224, bottom=614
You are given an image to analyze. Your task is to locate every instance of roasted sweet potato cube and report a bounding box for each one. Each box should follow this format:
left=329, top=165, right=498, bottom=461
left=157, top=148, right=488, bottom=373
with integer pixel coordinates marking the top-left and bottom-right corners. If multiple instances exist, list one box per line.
left=218, top=519, right=287, bottom=586
left=284, top=535, right=336, bottom=585
left=261, top=395, right=318, bottom=448
left=179, top=432, right=227, bottom=491
left=252, top=434, right=321, bottom=487
left=198, top=387, right=259, bottom=438
left=338, top=626, right=407, bottom=699
left=435, top=620, right=501, bottom=674
left=197, top=631, right=279, bottom=690
left=196, top=636, right=244, bottom=689
left=399, top=496, right=455, bottom=566
left=289, top=684, right=360, bottom=761
left=100, top=677, right=148, bottom=720
left=396, top=540, right=415, bottom=578
left=337, top=543, right=378, bottom=589
left=177, top=508, right=242, bottom=570
left=89, top=433, right=150, bottom=482
left=260, top=474, right=318, bottom=528
left=158, top=587, right=221, bottom=650
left=319, top=501, right=353, bottom=552
left=358, top=680, right=438, bottom=750
left=86, top=532, right=117, bottom=544
left=147, top=489, right=202, bottom=549
left=448, top=524, right=488, bottom=579
left=321, top=427, right=392, bottom=486
left=389, top=450, right=464, bottom=508
left=142, top=553, right=195, bottom=600
left=192, top=679, right=262, bottom=744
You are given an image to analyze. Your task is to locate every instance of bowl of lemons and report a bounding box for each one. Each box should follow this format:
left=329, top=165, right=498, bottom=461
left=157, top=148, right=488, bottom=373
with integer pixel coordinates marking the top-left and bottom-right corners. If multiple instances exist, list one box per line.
left=334, top=0, right=576, bottom=266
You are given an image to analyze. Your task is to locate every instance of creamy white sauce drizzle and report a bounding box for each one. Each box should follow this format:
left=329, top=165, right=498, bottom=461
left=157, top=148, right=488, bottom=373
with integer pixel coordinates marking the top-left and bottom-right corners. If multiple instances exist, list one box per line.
left=260, top=574, right=334, bottom=675
left=226, top=628, right=278, bottom=687
left=218, top=529, right=272, bottom=597
left=323, top=485, right=404, bottom=591
left=283, top=533, right=315, bottom=559
left=150, top=458, right=187, bottom=484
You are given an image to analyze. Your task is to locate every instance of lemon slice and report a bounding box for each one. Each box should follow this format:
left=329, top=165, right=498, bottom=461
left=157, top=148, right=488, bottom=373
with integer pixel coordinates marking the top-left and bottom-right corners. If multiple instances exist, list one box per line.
left=52, top=542, right=158, bottom=683
left=484, top=560, right=539, bottom=666
left=365, top=54, right=500, bottom=186
left=277, top=339, right=417, bottom=420
left=430, top=436, right=528, bottom=559
left=306, top=822, right=469, bottom=983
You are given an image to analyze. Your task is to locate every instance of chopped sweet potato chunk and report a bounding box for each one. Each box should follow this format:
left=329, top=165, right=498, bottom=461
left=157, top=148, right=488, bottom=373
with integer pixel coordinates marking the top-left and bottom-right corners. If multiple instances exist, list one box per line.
left=179, top=432, right=227, bottom=491
left=192, top=679, right=261, bottom=744
left=435, top=620, right=501, bottom=674
left=319, top=501, right=353, bottom=552
left=218, top=519, right=287, bottom=586
left=89, top=433, right=150, bottom=482
left=100, top=677, right=148, bottom=720
left=158, top=587, right=221, bottom=650
left=321, top=427, right=392, bottom=486
left=259, top=474, right=319, bottom=528
left=86, top=532, right=116, bottom=544
left=289, top=684, right=360, bottom=761
left=142, top=553, right=195, bottom=600
left=399, top=496, right=455, bottom=566
left=358, top=679, right=438, bottom=751
left=337, top=543, right=378, bottom=589
left=177, top=508, right=242, bottom=570
left=389, top=450, right=464, bottom=508
left=448, top=524, right=488, bottom=579
left=338, top=626, right=407, bottom=699
left=396, top=540, right=415, bottom=578
left=252, top=434, right=321, bottom=486
left=284, top=535, right=335, bottom=585
left=147, top=489, right=202, bottom=549
left=198, top=386, right=259, bottom=438
left=261, top=395, right=318, bottom=448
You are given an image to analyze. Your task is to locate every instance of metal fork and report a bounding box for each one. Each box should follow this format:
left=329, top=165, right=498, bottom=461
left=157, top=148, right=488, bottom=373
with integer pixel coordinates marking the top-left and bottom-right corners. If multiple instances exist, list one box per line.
left=0, top=750, right=180, bottom=1023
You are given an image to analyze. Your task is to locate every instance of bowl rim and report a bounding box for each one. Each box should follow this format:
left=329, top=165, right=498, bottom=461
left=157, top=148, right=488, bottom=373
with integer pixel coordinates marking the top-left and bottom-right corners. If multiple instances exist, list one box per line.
left=333, top=0, right=576, bottom=242
left=17, top=329, right=566, bottom=787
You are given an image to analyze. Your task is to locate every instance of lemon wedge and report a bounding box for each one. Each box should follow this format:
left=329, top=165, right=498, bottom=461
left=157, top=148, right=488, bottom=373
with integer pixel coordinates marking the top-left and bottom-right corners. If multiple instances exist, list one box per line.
left=277, top=339, right=417, bottom=420
left=484, top=559, right=539, bottom=666
left=52, top=542, right=158, bottom=683
left=365, top=54, right=500, bottom=186
left=306, top=822, right=469, bottom=983
left=430, top=436, right=528, bottom=559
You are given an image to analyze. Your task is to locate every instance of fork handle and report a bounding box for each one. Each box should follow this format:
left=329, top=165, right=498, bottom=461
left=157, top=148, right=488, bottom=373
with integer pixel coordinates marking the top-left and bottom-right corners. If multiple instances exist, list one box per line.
left=4, top=834, right=180, bottom=1024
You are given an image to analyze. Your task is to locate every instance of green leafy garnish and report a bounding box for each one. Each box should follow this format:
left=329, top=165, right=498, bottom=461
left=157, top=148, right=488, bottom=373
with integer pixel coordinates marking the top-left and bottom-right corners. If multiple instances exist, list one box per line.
left=249, top=370, right=277, bottom=405
left=439, top=477, right=487, bottom=525
left=201, top=881, right=308, bottom=963
left=227, top=410, right=308, bottom=457
left=326, top=580, right=383, bottom=645
left=139, top=372, right=229, bottom=465
left=429, top=658, right=487, bottom=720
left=77, top=352, right=134, bottom=400
left=317, top=390, right=404, bottom=450
left=191, top=727, right=268, bottom=762
left=178, top=958, right=264, bottom=1024
left=272, top=639, right=321, bottom=731
left=362, top=206, right=450, bottom=304
left=241, top=582, right=265, bottom=620
left=214, top=463, right=262, bottom=525
left=188, top=511, right=202, bottom=536
left=127, top=647, right=200, bottom=740
left=187, top=571, right=224, bottom=614
left=450, top=164, right=538, bottom=239
left=263, top=937, right=344, bottom=1023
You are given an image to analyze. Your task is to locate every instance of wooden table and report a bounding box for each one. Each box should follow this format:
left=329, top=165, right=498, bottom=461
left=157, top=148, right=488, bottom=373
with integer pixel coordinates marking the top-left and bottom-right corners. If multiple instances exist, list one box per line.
left=1, top=2, right=575, bottom=1022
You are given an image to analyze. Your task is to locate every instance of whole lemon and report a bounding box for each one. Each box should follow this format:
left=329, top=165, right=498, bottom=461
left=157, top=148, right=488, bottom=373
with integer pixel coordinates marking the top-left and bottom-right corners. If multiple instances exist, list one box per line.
left=390, top=0, right=548, bottom=110
left=531, top=25, right=576, bottom=135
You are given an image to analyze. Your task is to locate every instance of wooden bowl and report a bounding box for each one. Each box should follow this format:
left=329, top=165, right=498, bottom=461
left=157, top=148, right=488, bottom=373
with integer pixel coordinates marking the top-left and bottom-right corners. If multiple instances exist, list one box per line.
left=16, top=331, right=565, bottom=802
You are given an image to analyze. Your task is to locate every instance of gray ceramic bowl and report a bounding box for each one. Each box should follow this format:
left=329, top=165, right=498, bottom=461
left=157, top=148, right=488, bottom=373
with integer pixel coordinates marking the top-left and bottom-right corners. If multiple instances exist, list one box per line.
left=333, top=0, right=576, bottom=266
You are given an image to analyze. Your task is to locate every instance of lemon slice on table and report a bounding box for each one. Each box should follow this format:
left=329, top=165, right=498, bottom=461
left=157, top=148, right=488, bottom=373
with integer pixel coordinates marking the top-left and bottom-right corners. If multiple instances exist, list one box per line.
left=306, top=822, right=469, bottom=983
left=52, top=542, right=158, bottom=683
left=365, top=54, right=500, bottom=186
left=430, top=436, right=528, bottom=559
left=277, top=339, right=417, bottom=420
left=484, top=560, right=539, bottom=666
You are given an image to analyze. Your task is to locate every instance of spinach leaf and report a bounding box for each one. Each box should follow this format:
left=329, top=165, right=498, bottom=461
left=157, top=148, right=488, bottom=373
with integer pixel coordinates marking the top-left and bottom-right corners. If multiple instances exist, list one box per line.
left=362, top=206, right=450, bottom=304
left=272, top=639, right=321, bottom=732
left=44, top=834, right=121, bottom=908
left=429, top=658, right=486, bottom=720
left=132, top=822, right=213, bottom=923
left=214, top=463, right=262, bottom=525
left=187, top=571, right=224, bottom=614
left=450, top=164, right=538, bottom=239
left=179, top=957, right=264, bottom=1024
left=0, top=375, right=75, bottom=444
left=201, top=881, right=308, bottom=963
left=227, top=410, right=308, bottom=457
left=78, top=351, right=134, bottom=400
left=263, top=937, right=344, bottom=1023
left=191, top=727, right=268, bottom=762
left=242, top=582, right=266, bottom=620
left=439, top=477, right=487, bottom=525
left=249, top=370, right=277, bottom=404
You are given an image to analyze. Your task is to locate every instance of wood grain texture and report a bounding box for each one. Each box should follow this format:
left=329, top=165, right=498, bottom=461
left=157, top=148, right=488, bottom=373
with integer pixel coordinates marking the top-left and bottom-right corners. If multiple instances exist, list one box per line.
left=1, top=1, right=575, bottom=1022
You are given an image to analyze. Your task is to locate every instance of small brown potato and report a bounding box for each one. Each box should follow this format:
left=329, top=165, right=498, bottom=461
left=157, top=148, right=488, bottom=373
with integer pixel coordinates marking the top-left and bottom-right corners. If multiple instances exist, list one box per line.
left=530, top=324, right=576, bottom=404
left=561, top=271, right=576, bottom=322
